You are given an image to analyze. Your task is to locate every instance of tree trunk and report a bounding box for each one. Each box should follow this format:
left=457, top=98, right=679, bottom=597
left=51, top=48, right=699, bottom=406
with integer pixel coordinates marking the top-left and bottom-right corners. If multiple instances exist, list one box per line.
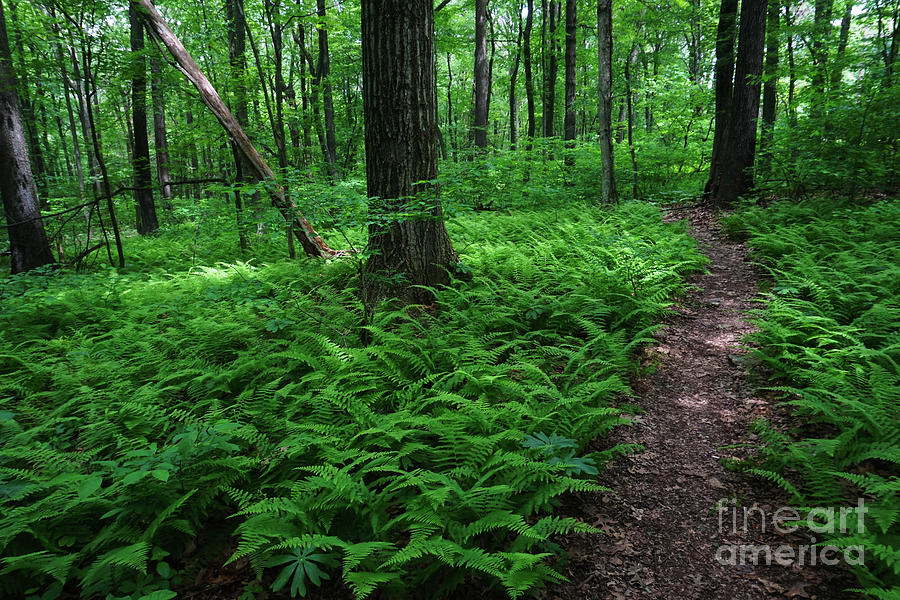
left=360, top=0, right=456, bottom=314
left=150, top=54, right=173, bottom=205
left=80, top=28, right=125, bottom=267
left=542, top=0, right=561, bottom=137
left=264, top=0, right=289, bottom=172
left=317, top=0, right=339, bottom=175
left=563, top=0, right=576, bottom=166
left=597, top=0, right=618, bottom=204
left=130, top=3, right=159, bottom=235
left=7, top=1, right=47, bottom=199
left=0, top=0, right=54, bottom=273
left=759, top=1, right=779, bottom=176
left=785, top=3, right=797, bottom=127
left=524, top=0, right=536, bottom=141
left=809, top=0, right=834, bottom=121
left=473, top=0, right=490, bottom=150
left=133, top=0, right=334, bottom=258
left=715, top=0, right=768, bottom=206
left=704, top=0, right=739, bottom=199
left=625, top=43, right=639, bottom=199
left=831, top=1, right=853, bottom=91
left=225, top=0, right=255, bottom=244
left=509, top=5, right=523, bottom=149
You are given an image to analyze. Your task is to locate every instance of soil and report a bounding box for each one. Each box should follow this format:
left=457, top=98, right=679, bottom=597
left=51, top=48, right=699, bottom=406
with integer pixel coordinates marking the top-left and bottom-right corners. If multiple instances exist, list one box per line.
left=538, top=205, right=859, bottom=600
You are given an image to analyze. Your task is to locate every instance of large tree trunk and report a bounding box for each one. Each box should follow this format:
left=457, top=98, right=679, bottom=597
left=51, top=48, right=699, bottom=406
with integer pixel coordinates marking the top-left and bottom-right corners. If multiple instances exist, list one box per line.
left=130, top=3, right=159, bottom=234
left=704, top=0, right=739, bottom=199
left=0, top=0, right=54, bottom=273
left=715, top=0, right=768, bottom=206
left=134, top=0, right=334, bottom=258
left=149, top=54, right=173, bottom=205
left=563, top=0, right=576, bottom=165
left=524, top=0, right=536, bottom=141
left=473, top=0, right=490, bottom=150
left=7, top=1, right=47, bottom=199
left=360, top=0, right=456, bottom=314
left=759, top=1, right=779, bottom=176
left=597, top=0, right=617, bottom=204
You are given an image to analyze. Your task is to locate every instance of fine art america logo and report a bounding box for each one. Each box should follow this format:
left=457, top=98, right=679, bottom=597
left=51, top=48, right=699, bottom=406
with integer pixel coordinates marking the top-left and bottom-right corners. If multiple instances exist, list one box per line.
left=714, top=498, right=867, bottom=567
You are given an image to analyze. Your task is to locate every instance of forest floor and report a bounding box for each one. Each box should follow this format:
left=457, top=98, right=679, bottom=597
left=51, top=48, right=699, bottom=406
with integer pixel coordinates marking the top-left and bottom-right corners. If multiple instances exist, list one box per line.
left=541, top=205, right=859, bottom=600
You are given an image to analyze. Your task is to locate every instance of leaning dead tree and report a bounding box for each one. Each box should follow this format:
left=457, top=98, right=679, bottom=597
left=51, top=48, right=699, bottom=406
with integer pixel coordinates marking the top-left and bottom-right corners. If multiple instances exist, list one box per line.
left=133, top=0, right=335, bottom=258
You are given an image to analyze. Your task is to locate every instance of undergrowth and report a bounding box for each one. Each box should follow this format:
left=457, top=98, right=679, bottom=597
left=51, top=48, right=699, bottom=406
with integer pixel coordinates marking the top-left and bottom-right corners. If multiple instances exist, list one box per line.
left=0, top=203, right=704, bottom=599
left=725, top=198, right=900, bottom=599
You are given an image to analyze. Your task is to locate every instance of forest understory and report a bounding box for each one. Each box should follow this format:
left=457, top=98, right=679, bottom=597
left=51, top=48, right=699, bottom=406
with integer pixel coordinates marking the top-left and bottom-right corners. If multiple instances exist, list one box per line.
left=1, top=0, right=898, bottom=598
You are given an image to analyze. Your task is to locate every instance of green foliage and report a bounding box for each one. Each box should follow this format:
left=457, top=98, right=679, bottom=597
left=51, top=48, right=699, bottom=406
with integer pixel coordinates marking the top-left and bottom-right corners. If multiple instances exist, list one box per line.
left=725, top=198, right=900, bottom=597
left=0, top=203, right=704, bottom=598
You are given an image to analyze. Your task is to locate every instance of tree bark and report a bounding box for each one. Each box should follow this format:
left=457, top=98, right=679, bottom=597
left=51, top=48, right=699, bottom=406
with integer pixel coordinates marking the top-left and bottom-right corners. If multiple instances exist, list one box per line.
left=597, top=0, right=617, bottom=204
left=625, top=43, right=639, bottom=199
left=563, top=0, right=576, bottom=165
left=509, top=5, right=523, bottom=149
left=809, top=0, right=834, bottom=121
left=0, top=0, right=54, bottom=273
left=785, top=3, right=797, bottom=127
left=830, top=1, right=853, bottom=91
left=133, top=0, right=334, bottom=258
left=715, top=0, right=768, bottom=206
left=7, top=1, right=47, bottom=199
left=524, top=0, right=536, bottom=141
left=360, top=0, right=456, bottom=314
left=704, top=0, right=739, bottom=199
left=474, top=0, right=490, bottom=150
left=317, top=0, right=339, bottom=174
left=542, top=0, right=561, bottom=137
left=130, top=2, right=159, bottom=234
left=149, top=54, right=173, bottom=205
left=759, top=0, right=779, bottom=175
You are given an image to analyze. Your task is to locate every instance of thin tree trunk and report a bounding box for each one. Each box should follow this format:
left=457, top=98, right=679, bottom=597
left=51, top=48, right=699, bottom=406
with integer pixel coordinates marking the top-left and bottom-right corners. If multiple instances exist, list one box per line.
left=134, top=0, right=334, bottom=258
left=360, top=0, right=456, bottom=315
left=185, top=110, right=200, bottom=198
left=82, top=34, right=125, bottom=267
left=785, top=3, right=797, bottom=126
left=150, top=54, right=173, bottom=205
left=809, top=0, right=834, bottom=121
left=474, top=0, right=490, bottom=150
left=446, top=52, right=456, bottom=159
left=597, top=0, right=617, bottom=204
left=509, top=5, right=523, bottom=149
left=542, top=0, right=561, bottom=137
left=759, top=1, right=779, bottom=176
left=524, top=0, right=536, bottom=142
left=716, top=0, right=768, bottom=206
left=317, top=0, right=339, bottom=175
left=704, top=0, right=739, bottom=199
left=625, top=44, right=639, bottom=199
left=563, top=0, right=576, bottom=166
left=130, top=2, right=159, bottom=234
left=53, top=33, right=85, bottom=198
left=0, top=0, right=54, bottom=273
left=830, top=1, right=853, bottom=91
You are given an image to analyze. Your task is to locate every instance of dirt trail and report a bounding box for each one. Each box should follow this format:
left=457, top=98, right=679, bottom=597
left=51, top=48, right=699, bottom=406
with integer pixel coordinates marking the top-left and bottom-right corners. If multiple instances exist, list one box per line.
left=544, top=206, right=857, bottom=600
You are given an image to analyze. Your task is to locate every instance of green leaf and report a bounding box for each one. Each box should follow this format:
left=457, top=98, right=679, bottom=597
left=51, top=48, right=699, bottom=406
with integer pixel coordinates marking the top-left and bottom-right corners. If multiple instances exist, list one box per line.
left=77, top=474, right=103, bottom=500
